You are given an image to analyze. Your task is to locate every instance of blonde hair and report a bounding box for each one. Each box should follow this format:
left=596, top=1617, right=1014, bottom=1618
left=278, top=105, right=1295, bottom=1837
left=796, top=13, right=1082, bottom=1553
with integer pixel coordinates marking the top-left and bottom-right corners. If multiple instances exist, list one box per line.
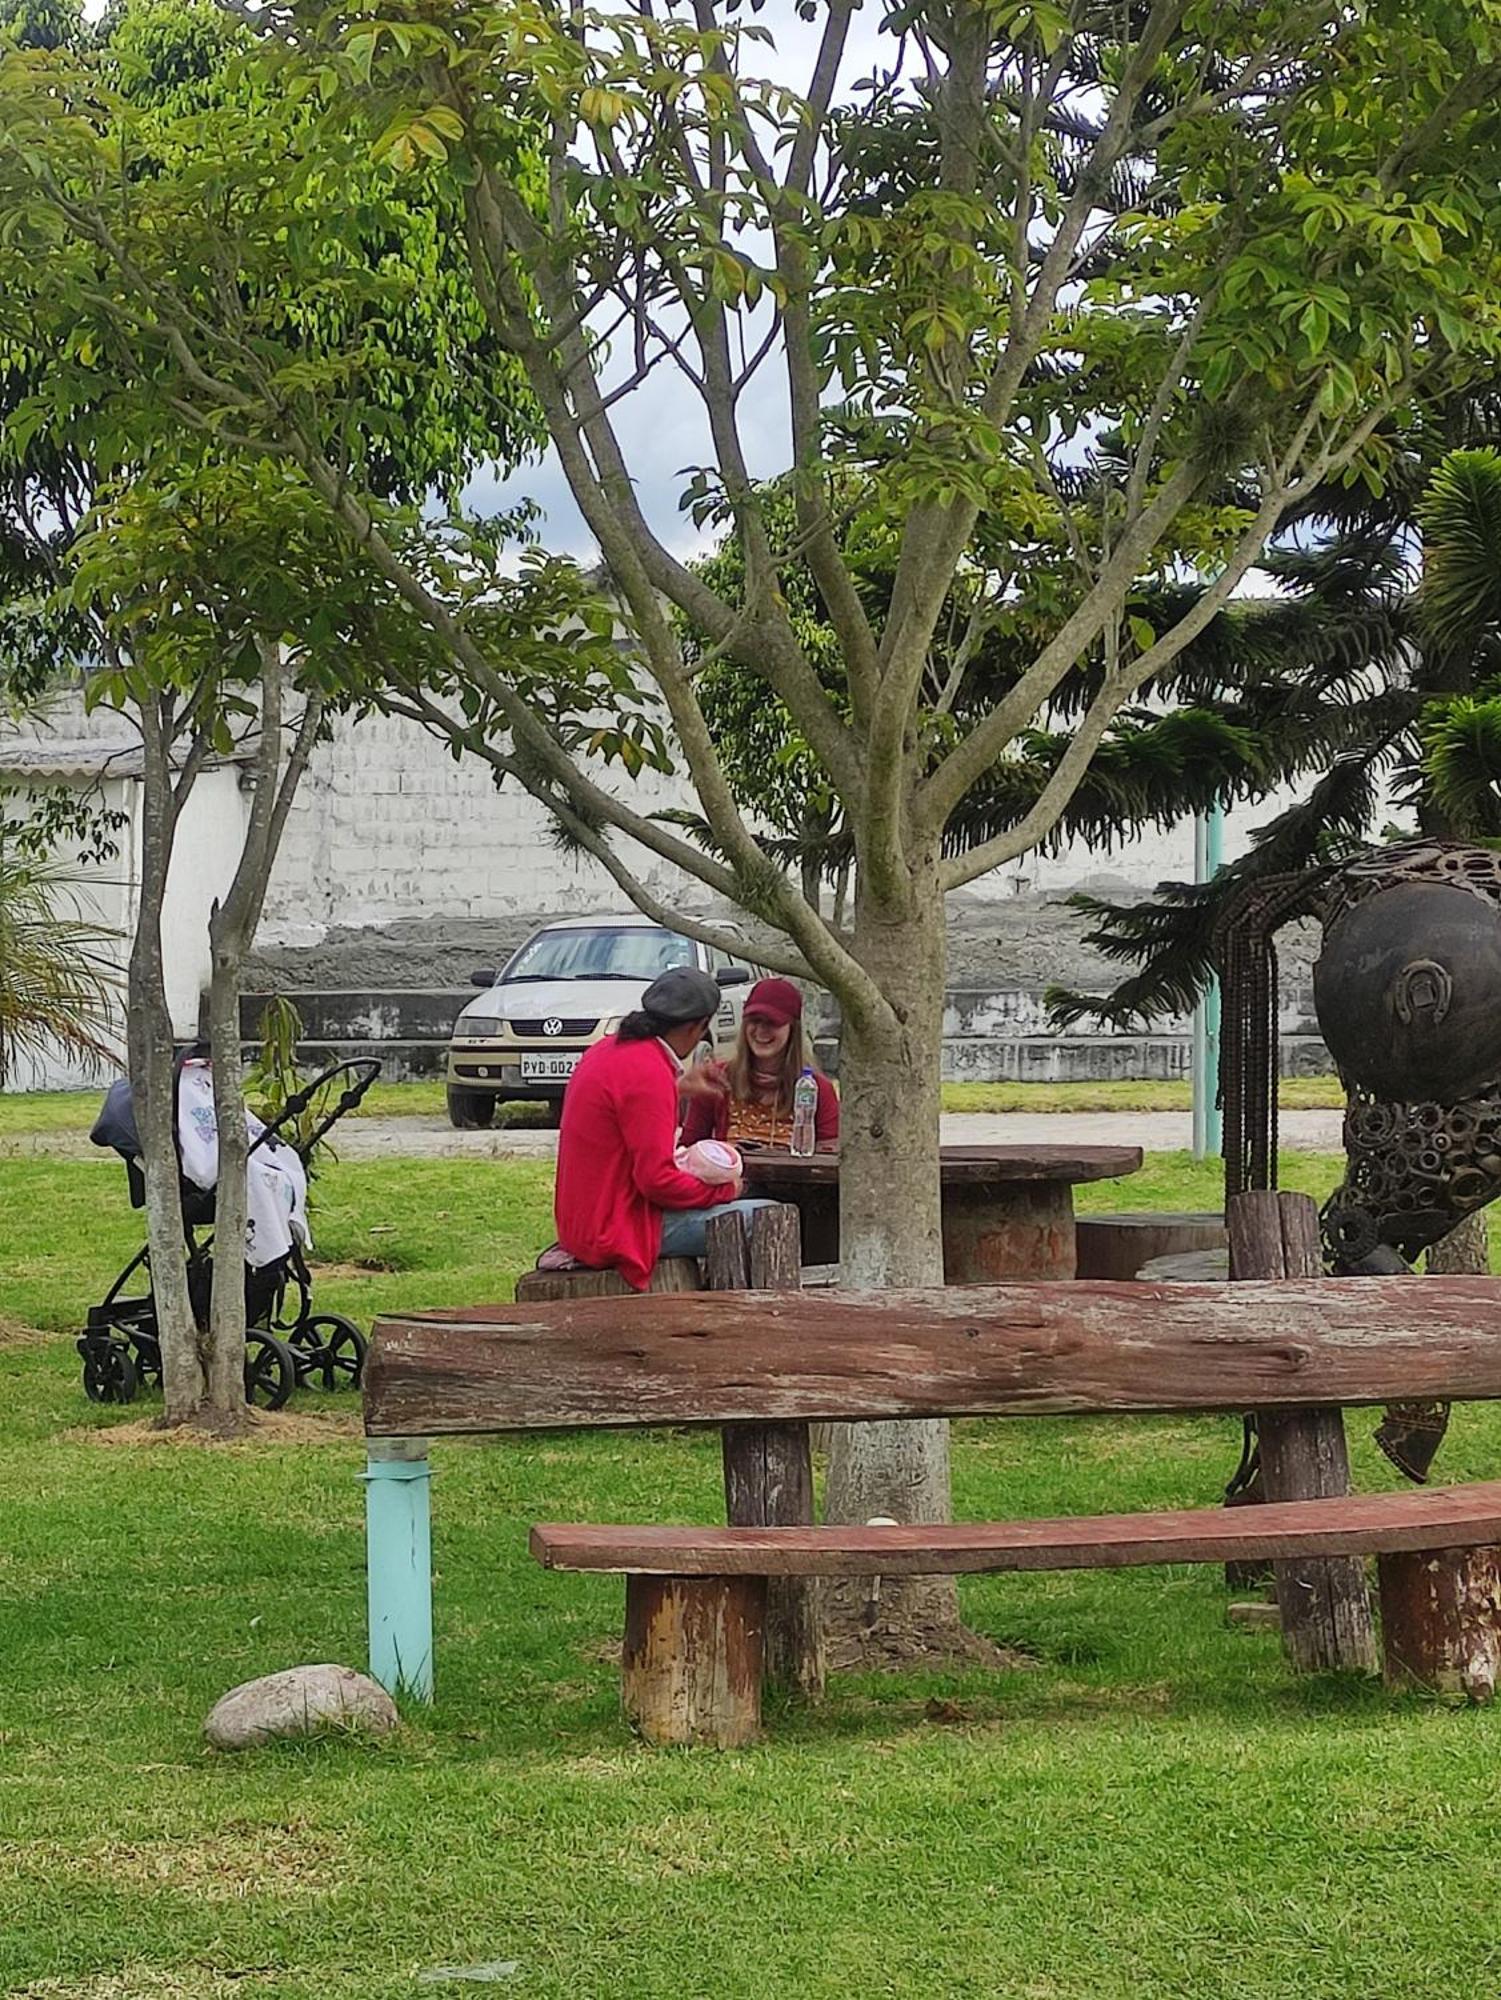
left=726, top=1022, right=818, bottom=1115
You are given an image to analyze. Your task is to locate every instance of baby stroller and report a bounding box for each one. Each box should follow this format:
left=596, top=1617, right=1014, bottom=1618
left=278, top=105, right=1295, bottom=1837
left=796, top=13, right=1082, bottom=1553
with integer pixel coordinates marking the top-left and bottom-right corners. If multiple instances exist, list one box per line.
left=77, top=1054, right=382, bottom=1408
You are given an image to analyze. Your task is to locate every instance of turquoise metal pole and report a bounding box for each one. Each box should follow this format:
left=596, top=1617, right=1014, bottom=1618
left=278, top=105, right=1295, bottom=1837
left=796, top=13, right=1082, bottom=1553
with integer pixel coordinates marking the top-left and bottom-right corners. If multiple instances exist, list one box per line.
left=1205, top=801, right=1225, bottom=1158
left=1191, top=802, right=1226, bottom=1160
left=1192, top=814, right=1209, bottom=1158
left=364, top=1440, right=434, bottom=1701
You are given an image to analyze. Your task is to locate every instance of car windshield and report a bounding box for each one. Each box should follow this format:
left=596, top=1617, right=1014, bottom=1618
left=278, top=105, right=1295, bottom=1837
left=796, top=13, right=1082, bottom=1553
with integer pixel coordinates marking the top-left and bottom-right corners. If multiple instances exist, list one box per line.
left=502, top=926, right=696, bottom=982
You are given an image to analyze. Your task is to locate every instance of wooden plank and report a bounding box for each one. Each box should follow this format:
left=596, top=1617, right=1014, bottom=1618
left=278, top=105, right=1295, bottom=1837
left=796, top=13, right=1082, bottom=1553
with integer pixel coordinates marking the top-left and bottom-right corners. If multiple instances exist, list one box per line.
left=530, top=1479, right=1501, bottom=1577
left=706, top=1206, right=824, bottom=1700
left=1228, top=1192, right=1377, bottom=1674
left=365, top=1275, right=1501, bottom=1436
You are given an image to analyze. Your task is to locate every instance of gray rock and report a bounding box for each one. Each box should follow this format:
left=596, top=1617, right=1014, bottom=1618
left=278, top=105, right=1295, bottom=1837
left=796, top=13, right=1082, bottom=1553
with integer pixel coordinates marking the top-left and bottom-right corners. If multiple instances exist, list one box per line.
left=203, top=1664, right=398, bottom=1750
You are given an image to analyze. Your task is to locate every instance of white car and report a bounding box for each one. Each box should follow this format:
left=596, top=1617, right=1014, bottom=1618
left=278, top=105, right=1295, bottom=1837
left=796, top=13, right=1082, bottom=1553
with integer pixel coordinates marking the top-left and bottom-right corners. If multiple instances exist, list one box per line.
left=445, top=914, right=761, bottom=1127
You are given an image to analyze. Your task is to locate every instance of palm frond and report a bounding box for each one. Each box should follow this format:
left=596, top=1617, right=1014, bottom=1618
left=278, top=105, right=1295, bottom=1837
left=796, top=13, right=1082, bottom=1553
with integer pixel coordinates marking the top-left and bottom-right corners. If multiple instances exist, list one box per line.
left=0, top=855, right=122, bottom=1085
left=1418, top=448, right=1501, bottom=658
left=1422, top=695, right=1501, bottom=838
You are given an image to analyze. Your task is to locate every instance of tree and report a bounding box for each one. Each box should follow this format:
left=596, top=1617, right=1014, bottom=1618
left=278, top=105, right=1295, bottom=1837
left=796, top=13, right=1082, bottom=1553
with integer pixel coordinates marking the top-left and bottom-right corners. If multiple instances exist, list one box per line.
left=0, top=0, right=540, bottom=1429
left=67, top=464, right=386, bottom=1425
left=1045, top=398, right=1501, bottom=1034
left=5, top=0, right=1501, bottom=1633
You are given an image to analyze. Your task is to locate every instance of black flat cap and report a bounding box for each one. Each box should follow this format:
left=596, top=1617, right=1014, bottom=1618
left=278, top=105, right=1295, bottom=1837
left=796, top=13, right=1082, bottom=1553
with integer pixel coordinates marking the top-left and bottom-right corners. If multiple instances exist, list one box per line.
left=641, top=966, right=722, bottom=1024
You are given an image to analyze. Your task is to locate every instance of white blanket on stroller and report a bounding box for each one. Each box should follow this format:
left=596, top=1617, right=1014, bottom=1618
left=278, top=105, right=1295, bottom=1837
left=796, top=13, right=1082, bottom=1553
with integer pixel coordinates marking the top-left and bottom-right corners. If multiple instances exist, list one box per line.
left=176, top=1062, right=311, bottom=1271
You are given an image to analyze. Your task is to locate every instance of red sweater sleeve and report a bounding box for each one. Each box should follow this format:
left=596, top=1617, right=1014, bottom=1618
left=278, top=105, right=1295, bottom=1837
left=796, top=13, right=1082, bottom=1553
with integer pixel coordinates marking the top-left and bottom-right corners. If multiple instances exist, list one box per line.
left=815, top=1072, right=840, bottom=1144
left=619, top=1060, right=736, bottom=1211
left=677, top=1091, right=726, bottom=1146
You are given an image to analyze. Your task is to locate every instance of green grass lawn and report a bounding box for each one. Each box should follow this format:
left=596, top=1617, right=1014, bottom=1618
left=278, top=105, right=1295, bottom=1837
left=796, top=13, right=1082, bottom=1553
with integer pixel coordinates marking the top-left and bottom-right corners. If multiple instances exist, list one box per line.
left=4, top=1149, right=1501, bottom=2000
left=0, top=1081, right=555, bottom=1138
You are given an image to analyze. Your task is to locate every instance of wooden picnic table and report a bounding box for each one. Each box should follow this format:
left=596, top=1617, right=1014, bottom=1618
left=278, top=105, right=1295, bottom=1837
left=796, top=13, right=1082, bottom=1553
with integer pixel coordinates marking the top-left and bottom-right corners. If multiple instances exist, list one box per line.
left=741, top=1143, right=1141, bottom=1282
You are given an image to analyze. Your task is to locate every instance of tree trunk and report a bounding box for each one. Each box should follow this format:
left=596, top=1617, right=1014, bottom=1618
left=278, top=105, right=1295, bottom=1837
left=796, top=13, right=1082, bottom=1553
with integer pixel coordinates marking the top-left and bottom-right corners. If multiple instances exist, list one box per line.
left=831, top=859, right=851, bottom=934
left=205, top=934, right=252, bottom=1421
left=1427, top=1212, right=1489, bottom=1275
left=823, top=861, right=959, bottom=1654
left=128, top=705, right=202, bottom=1423
left=203, top=645, right=314, bottom=1421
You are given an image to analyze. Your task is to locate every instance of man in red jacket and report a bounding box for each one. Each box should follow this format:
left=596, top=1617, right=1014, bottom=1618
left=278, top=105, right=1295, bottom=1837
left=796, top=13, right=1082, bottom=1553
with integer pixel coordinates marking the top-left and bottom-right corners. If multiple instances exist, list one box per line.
left=554, top=966, right=774, bottom=1289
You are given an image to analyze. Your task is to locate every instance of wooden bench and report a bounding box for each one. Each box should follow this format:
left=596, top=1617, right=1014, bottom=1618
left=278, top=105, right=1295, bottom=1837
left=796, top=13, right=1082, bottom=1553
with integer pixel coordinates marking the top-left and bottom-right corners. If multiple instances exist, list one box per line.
left=363, top=1234, right=1501, bottom=1744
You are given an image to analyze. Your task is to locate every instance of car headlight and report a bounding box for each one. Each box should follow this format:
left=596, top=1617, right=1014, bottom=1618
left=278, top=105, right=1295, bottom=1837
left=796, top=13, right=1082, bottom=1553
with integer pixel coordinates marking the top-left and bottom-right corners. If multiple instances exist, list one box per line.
left=599, top=1015, right=624, bottom=1038
left=457, top=1017, right=502, bottom=1038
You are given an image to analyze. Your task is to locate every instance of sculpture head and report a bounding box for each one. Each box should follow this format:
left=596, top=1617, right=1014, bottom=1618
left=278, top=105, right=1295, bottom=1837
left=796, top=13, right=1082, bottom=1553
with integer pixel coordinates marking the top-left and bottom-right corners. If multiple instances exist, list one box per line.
left=1312, top=842, right=1501, bottom=1264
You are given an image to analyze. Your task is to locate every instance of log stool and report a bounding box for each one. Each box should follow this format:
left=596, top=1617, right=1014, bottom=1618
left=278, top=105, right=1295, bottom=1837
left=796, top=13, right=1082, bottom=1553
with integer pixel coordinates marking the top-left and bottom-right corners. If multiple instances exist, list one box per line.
left=514, top=1258, right=702, bottom=1302
left=1075, top=1211, right=1226, bottom=1280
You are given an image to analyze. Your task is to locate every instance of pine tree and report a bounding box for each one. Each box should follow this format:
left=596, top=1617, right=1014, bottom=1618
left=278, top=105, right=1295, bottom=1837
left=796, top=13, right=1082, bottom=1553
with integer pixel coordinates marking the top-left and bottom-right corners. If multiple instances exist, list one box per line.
left=1046, top=390, right=1501, bottom=1029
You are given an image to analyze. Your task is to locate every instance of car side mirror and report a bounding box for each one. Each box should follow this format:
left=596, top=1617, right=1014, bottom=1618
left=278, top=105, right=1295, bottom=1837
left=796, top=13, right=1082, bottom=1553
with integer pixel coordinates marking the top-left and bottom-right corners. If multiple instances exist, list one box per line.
left=469, top=969, right=498, bottom=988
left=715, top=966, right=750, bottom=987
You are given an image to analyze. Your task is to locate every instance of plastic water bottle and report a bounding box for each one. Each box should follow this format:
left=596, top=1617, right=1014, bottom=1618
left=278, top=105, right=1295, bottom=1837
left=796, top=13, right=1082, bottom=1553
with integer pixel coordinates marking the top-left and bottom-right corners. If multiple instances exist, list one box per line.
left=790, top=1068, right=818, bottom=1156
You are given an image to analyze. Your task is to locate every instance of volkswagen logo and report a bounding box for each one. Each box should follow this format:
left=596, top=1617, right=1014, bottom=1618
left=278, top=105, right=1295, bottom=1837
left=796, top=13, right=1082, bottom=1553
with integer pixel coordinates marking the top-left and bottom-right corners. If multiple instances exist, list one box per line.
left=543, top=1018, right=564, bottom=1037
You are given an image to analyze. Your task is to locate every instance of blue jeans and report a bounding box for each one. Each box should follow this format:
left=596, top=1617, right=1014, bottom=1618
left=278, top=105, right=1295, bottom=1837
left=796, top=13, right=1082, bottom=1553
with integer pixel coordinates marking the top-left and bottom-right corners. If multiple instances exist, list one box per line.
left=659, top=1199, right=778, bottom=1259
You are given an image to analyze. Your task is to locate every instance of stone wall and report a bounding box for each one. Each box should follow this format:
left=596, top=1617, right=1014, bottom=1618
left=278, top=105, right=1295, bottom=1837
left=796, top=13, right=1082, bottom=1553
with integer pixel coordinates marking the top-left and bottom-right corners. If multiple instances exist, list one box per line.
left=256, top=707, right=1319, bottom=959
left=244, top=898, right=1329, bottom=1084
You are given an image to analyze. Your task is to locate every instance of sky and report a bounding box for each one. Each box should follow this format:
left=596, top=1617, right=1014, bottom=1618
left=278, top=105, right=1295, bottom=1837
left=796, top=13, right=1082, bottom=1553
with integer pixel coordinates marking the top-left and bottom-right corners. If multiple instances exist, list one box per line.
left=463, top=2, right=896, bottom=559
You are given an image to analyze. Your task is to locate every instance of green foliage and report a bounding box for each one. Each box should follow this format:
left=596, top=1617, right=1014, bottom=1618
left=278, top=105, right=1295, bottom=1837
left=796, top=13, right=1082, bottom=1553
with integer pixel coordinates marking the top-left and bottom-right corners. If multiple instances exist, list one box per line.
left=1050, top=415, right=1501, bottom=1029
left=1418, top=449, right=1501, bottom=659
left=0, top=781, right=127, bottom=868
left=0, top=0, right=78, bottom=52
left=1423, top=695, right=1501, bottom=838
left=0, top=849, right=119, bottom=1084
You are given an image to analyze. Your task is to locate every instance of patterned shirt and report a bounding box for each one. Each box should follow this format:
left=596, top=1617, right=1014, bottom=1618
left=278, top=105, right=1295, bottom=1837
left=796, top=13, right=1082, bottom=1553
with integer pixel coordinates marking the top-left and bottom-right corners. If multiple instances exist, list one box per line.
left=724, top=1096, right=793, bottom=1149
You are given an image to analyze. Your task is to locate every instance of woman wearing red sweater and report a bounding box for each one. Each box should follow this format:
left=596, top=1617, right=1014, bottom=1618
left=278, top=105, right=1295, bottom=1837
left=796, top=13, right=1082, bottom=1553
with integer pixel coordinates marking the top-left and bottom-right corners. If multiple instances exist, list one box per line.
left=680, top=978, right=839, bottom=1152
left=553, top=966, right=775, bottom=1289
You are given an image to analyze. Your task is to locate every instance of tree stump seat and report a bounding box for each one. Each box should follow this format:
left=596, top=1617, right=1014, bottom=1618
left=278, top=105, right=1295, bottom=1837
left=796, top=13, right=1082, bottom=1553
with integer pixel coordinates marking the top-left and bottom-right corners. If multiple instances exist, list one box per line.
left=365, top=1230, right=1501, bottom=1745
left=1139, top=1247, right=1230, bottom=1283
left=513, top=1258, right=702, bottom=1303
left=1075, top=1211, right=1227, bottom=1280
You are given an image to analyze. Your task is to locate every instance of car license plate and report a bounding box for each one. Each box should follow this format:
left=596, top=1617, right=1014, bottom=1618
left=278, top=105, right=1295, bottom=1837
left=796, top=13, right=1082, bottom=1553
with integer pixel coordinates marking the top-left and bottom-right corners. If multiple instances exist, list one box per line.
left=520, top=1051, right=579, bottom=1081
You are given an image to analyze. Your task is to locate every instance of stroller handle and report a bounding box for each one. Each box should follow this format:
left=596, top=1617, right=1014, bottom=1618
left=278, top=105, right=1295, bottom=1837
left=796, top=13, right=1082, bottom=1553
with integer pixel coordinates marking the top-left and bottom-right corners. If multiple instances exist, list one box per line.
left=250, top=1059, right=384, bottom=1164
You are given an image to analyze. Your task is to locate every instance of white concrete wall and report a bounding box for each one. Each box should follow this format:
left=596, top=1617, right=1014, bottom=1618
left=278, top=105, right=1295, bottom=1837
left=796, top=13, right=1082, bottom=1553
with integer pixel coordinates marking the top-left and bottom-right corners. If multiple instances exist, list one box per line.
left=259, top=707, right=1317, bottom=940
left=259, top=710, right=703, bottom=945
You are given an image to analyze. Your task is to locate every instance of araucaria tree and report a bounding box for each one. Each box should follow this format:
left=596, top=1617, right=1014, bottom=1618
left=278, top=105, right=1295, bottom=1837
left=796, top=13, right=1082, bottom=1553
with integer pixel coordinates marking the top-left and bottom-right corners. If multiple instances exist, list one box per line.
left=6, top=2, right=1501, bottom=1623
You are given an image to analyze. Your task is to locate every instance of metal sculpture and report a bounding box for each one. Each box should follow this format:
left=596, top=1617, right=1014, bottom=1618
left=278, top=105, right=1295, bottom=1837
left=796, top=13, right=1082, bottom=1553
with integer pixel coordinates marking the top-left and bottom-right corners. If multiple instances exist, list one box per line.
left=1220, top=839, right=1501, bottom=1482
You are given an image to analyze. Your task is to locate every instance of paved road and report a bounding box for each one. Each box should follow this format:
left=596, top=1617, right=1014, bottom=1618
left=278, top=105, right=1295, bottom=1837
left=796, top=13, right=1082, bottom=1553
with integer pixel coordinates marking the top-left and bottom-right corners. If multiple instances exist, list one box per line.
left=4, top=1106, right=1346, bottom=1162
left=328, top=1106, right=1347, bottom=1160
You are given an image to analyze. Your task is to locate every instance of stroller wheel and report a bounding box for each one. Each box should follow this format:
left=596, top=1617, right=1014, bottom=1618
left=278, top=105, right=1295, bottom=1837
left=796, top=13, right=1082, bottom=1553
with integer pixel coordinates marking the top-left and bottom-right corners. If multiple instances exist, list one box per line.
left=82, top=1342, right=139, bottom=1406
left=292, top=1314, right=368, bottom=1391
left=244, top=1331, right=297, bottom=1411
